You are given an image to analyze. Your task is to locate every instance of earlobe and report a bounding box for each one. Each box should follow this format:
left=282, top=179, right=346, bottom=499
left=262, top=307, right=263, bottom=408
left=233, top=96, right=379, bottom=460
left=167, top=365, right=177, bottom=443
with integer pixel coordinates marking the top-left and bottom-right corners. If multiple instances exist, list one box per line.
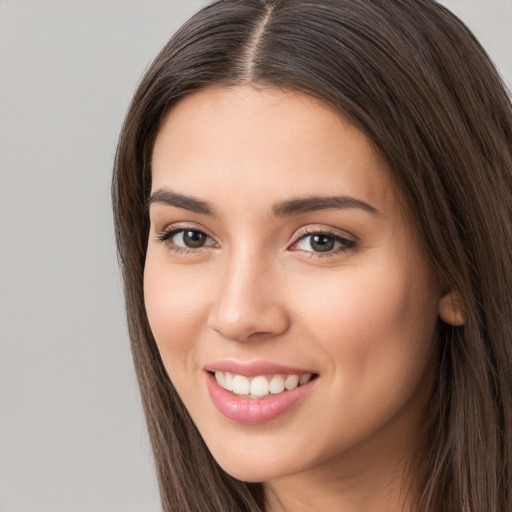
left=438, top=292, right=465, bottom=326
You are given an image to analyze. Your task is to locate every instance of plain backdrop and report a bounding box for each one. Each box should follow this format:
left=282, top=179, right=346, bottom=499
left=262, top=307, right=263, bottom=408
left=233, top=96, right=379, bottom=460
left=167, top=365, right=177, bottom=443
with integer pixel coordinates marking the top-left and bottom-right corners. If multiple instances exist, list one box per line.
left=0, top=1, right=510, bottom=511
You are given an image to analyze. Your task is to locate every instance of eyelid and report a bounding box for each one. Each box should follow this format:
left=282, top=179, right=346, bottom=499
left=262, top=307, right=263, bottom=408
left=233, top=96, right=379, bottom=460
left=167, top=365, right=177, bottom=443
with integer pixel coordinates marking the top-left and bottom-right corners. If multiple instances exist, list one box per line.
left=155, top=223, right=219, bottom=251
left=288, top=225, right=358, bottom=258
left=290, top=225, right=357, bottom=245
left=156, top=221, right=215, bottom=239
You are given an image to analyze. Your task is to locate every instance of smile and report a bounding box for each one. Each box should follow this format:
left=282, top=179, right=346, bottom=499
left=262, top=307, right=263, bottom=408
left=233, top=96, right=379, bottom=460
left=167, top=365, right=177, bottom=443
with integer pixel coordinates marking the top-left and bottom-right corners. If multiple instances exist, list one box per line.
left=205, top=367, right=318, bottom=424
left=214, top=371, right=314, bottom=398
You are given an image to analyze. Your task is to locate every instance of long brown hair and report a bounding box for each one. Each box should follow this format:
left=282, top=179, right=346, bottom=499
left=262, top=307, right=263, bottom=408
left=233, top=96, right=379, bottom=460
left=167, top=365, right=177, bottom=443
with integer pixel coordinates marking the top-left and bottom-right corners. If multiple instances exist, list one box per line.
left=112, top=1, right=512, bottom=510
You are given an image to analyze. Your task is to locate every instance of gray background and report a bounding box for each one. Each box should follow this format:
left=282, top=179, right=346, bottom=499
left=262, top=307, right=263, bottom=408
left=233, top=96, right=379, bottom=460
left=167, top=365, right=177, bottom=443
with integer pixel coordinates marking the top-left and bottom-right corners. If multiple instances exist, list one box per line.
left=0, top=1, right=510, bottom=511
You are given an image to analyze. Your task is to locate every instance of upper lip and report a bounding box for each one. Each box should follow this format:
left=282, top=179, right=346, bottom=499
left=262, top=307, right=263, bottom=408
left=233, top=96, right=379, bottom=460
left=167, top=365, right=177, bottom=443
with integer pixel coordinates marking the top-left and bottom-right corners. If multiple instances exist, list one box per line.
left=204, top=360, right=317, bottom=377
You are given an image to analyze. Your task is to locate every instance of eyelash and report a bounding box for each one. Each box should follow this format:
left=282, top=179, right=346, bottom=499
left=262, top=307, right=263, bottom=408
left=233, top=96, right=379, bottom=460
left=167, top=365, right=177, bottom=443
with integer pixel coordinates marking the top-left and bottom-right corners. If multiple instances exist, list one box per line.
left=155, top=224, right=216, bottom=255
left=155, top=225, right=357, bottom=258
left=289, top=227, right=357, bottom=258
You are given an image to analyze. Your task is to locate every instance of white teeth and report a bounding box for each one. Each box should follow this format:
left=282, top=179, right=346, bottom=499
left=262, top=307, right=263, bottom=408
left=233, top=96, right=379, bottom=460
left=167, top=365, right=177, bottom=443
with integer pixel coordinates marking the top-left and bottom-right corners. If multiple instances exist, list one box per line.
left=224, top=371, right=233, bottom=391
left=215, top=371, right=225, bottom=387
left=232, top=374, right=250, bottom=395
left=285, top=374, right=299, bottom=390
left=299, top=374, right=312, bottom=385
left=214, top=371, right=314, bottom=398
left=269, top=375, right=285, bottom=394
left=250, top=376, right=270, bottom=397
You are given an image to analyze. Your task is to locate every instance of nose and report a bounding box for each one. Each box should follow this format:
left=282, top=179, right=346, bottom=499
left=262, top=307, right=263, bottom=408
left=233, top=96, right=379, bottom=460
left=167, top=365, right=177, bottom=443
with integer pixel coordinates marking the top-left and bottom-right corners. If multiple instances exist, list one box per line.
left=207, top=249, right=290, bottom=342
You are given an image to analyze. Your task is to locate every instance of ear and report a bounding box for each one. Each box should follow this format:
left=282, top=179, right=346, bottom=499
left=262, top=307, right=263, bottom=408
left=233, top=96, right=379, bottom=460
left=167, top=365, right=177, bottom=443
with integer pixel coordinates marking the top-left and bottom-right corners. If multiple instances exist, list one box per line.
left=438, top=291, right=465, bottom=326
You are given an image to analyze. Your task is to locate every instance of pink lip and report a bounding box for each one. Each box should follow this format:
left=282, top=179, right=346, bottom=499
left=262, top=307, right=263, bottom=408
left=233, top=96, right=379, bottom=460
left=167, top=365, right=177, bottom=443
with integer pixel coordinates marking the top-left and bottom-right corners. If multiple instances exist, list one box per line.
left=205, top=371, right=317, bottom=424
left=204, top=360, right=316, bottom=377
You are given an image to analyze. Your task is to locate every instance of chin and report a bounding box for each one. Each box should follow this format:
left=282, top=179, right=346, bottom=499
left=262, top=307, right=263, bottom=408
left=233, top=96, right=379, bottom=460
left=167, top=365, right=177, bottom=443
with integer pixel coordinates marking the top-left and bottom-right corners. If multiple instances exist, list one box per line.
left=210, top=446, right=298, bottom=483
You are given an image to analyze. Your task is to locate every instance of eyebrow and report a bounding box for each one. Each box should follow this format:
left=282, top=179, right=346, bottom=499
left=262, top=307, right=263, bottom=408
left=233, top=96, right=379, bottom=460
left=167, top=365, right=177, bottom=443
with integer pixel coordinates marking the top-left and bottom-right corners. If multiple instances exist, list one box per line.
left=147, top=188, right=381, bottom=217
left=272, top=195, right=380, bottom=217
left=147, top=188, right=214, bottom=216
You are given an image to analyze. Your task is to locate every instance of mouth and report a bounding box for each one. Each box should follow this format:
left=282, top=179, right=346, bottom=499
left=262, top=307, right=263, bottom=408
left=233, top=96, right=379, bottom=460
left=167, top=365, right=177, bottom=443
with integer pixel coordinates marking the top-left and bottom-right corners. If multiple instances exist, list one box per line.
left=207, top=370, right=318, bottom=399
left=204, top=363, right=319, bottom=424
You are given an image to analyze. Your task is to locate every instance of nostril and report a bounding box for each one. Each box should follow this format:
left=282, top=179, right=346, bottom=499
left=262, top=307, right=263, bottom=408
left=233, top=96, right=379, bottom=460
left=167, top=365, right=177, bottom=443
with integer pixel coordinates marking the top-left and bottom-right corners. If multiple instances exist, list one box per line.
left=247, top=331, right=274, bottom=340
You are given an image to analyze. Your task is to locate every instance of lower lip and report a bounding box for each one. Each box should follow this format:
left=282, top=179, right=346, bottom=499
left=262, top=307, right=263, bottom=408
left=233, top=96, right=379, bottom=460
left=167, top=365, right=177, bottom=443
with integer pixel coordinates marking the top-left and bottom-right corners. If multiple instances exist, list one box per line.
left=205, top=372, right=316, bottom=424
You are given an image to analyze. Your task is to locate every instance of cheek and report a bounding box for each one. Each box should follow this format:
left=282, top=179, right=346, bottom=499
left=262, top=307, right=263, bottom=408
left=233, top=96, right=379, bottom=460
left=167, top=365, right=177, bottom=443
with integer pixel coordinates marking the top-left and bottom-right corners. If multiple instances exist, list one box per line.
left=292, top=261, right=439, bottom=394
left=143, top=253, right=209, bottom=377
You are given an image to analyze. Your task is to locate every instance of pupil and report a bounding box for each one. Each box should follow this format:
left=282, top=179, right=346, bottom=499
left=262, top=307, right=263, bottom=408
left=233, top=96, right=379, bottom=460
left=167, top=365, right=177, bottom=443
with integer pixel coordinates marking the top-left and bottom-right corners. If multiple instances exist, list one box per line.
left=311, top=234, right=334, bottom=252
left=184, top=230, right=206, bottom=248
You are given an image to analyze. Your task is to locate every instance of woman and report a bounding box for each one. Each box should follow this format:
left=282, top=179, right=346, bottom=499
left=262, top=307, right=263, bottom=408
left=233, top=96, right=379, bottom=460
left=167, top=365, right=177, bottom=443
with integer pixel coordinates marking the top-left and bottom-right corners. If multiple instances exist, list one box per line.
left=112, top=0, right=512, bottom=510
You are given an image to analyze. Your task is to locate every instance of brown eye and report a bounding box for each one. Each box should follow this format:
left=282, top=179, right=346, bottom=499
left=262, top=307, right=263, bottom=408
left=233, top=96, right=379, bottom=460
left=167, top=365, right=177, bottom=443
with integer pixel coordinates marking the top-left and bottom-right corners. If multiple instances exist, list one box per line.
left=156, top=228, right=216, bottom=250
left=310, top=234, right=335, bottom=252
left=293, top=231, right=356, bottom=255
left=182, top=230, right=208, bottom=248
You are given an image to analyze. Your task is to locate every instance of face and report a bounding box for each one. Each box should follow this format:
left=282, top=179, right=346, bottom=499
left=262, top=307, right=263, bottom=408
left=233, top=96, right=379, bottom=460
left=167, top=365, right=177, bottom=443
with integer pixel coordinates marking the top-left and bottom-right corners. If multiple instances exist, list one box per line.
left=145, top=86, right=442, bottom=485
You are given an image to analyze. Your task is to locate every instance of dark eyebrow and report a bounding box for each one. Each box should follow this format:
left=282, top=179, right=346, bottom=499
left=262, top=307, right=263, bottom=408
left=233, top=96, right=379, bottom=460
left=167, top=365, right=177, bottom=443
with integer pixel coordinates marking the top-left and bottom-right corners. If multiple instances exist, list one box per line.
left=147, top=188, right=216, bottom=216
left=147, top=188, right=380, bottom=218
left=272, top=196, right=381, bottom=217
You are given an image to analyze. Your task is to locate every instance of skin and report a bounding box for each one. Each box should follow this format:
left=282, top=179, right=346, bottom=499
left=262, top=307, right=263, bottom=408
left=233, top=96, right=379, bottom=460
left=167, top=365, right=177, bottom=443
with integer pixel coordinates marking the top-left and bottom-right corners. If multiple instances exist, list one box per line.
left=144, top=86, right=445, bottom=512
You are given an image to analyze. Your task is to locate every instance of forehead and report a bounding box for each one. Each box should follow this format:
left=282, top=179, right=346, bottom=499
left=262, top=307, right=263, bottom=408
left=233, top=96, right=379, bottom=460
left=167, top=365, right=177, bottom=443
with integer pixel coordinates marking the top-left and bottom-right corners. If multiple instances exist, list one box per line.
left=151, top=86, right=397, bottom=218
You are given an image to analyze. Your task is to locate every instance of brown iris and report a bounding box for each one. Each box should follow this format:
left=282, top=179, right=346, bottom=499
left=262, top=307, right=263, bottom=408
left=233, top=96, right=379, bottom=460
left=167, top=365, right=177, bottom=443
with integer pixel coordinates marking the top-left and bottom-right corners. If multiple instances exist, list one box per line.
left=310, top=234, right=335, bottom=252
left=183, top=230, right=208, bottom=248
